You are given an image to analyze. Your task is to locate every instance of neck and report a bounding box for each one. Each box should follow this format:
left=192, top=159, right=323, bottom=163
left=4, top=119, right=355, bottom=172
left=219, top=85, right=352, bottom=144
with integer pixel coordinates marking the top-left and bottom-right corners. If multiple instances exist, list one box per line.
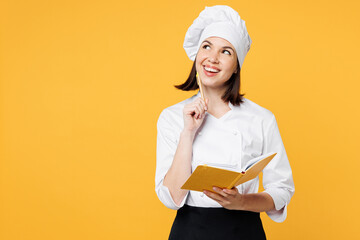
left=202, top=86, right=230, bottom=113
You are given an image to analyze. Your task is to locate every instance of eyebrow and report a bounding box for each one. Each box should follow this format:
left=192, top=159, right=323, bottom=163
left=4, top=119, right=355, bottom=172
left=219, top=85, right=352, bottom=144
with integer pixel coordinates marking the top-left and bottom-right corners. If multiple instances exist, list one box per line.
left=202, top=40, right=235, bottom=53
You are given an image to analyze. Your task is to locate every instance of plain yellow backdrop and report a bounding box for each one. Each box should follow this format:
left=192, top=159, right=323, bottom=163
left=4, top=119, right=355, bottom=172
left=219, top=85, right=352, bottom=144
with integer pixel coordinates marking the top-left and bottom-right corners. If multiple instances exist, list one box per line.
left=1, top=0, right=359, bottom=239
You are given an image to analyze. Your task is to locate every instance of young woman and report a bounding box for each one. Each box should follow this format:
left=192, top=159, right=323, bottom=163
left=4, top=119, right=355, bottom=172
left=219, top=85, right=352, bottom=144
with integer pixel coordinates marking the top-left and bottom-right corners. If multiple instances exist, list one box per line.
left=155, top=5, right=295, bottom=239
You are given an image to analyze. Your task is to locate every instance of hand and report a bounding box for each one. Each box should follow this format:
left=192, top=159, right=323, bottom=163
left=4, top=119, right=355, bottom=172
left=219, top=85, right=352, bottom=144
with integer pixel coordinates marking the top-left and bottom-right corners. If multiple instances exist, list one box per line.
left=204, top=187, right=244, bottom=210
left=182, top=97, right=209, bottom=135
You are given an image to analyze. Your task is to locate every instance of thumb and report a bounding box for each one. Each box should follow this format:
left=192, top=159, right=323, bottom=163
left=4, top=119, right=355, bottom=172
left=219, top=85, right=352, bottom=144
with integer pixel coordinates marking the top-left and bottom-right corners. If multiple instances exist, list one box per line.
left=205, top=98, right=209, bottom=111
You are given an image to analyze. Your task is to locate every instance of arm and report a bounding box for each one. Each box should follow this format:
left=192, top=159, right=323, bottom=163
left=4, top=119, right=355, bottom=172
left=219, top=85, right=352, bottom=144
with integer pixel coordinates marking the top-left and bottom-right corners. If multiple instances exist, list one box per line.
left=155, top=97, right=208, bottom=208
left=204, top=187, right=275, bottom=212
left=162, top=130, right=194, bottom=205
left=261, top=114, right=295, bottom=222
left=239, top=192, right=275, bottom=212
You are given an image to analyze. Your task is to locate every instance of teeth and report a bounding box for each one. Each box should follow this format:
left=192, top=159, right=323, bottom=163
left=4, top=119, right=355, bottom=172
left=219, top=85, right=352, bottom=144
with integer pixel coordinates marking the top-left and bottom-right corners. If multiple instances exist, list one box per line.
left=204, top=67, right=219, bottom=73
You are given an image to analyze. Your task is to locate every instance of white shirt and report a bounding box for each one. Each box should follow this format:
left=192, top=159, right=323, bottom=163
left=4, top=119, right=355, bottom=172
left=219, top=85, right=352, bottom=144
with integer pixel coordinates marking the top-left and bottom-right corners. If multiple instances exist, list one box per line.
left=155, top=92, right=295, bottom=223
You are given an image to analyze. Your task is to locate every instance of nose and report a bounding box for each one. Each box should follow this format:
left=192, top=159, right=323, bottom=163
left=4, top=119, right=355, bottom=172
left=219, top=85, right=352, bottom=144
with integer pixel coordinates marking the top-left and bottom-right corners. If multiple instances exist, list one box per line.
left=208, top=50, right=219, bottom=63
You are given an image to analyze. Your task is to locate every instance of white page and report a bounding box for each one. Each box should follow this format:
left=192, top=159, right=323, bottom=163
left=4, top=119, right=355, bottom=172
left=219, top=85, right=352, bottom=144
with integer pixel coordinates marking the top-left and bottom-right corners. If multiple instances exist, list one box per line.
left=243, top=152, right=276, bottom=171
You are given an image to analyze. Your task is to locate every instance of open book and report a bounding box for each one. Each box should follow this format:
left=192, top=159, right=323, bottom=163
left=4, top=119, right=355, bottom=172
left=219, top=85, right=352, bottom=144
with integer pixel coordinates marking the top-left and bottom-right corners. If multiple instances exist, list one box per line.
left=181, top=152, right=277, bottom=192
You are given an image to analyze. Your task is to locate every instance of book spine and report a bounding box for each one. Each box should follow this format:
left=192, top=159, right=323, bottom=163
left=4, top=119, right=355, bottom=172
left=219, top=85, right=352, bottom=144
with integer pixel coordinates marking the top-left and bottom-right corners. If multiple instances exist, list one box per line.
left=227, top=173, right=243, bottom=189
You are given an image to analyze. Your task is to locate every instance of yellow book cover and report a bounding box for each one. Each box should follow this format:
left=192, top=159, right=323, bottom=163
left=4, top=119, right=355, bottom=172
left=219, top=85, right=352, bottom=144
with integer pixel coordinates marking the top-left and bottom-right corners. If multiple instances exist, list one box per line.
left=181, top=152, right=277, bottom=192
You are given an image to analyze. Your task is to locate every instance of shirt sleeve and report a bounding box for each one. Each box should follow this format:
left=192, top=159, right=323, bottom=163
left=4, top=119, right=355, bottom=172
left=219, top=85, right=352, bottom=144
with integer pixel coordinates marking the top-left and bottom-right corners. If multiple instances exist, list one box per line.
left=262, top=114, right=295, bottom=222
left=155, top=110, right=188, bottom=210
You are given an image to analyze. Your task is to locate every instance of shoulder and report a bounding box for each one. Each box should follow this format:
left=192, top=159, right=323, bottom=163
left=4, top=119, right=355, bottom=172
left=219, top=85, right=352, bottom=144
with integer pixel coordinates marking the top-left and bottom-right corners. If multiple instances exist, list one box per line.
left=238, top=97, right=275, bottom=122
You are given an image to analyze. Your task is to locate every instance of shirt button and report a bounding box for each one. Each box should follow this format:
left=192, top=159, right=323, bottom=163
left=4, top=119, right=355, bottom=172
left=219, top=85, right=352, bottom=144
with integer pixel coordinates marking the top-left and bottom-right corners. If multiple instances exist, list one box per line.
left=198, top=131, right=202, bottom=136
left=200, top=192, right=204, bottom=197
left=233, top=130, right=238, bottom=135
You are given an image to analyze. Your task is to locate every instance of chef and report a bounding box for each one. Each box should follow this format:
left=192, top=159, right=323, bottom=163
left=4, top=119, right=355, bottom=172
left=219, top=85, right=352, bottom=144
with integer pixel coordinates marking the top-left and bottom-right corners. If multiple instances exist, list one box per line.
left=155, top=5, right=295, bottom=239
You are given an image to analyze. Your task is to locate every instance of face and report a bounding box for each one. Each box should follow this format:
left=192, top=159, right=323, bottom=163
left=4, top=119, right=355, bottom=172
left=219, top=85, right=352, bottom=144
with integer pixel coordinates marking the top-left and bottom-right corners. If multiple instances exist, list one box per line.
left=195, top=37, right=238, bottom=90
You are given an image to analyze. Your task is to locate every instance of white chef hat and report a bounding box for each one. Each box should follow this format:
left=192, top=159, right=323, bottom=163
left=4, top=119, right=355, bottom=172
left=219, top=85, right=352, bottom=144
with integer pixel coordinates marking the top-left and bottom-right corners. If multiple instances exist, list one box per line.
left=183, top=5, right=252, bottom=69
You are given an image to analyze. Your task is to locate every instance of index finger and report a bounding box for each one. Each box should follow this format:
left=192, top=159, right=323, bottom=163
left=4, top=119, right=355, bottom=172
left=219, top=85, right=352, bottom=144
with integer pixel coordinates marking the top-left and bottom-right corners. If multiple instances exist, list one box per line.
left=212, top=186, right=229, bottom=198
left=197, top=97, right=207, bottom=111
left=222, top=187, right=238, bottom=195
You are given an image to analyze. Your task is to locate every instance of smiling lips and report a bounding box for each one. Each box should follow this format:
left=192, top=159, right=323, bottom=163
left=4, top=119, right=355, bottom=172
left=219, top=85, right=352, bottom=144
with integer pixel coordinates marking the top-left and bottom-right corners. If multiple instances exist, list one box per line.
left=203, top=65, right=220, bottom=77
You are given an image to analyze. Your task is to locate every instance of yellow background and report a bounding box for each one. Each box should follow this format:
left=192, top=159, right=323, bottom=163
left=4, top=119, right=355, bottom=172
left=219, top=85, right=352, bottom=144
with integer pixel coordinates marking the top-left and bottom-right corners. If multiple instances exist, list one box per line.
left=1, top=0, right=359, bottom=239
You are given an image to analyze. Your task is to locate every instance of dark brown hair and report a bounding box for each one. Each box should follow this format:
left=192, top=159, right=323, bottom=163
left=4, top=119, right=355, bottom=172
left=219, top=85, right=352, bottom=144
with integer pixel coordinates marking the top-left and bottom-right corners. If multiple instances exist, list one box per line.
left=174, top=60, right=245, bottom=106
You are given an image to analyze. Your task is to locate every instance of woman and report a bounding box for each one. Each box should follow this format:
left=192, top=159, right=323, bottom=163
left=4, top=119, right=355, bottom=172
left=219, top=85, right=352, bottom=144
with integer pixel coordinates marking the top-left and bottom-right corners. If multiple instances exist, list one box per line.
left=155, top=5, right=295, bottom=239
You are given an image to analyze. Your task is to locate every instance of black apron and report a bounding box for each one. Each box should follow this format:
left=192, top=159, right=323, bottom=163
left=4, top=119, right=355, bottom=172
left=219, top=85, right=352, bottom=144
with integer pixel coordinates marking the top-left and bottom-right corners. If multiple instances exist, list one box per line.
left=169, top=205, right=266, bottom=240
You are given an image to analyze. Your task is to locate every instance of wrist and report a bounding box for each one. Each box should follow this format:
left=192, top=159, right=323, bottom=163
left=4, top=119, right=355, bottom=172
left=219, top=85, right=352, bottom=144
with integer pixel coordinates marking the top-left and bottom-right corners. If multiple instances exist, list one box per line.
left=236, top=194, right=247, bottom=211
left=180, top=129, right=196, bottom=140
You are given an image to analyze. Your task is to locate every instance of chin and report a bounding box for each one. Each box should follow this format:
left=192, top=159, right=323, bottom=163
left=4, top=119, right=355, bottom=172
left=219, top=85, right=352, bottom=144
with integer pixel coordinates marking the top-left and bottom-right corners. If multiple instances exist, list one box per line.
left=202, top=82, right=223, bottom=89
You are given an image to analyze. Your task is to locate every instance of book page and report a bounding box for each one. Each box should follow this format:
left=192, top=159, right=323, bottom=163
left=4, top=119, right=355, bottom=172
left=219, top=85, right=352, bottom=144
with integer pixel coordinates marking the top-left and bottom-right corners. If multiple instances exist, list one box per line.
left=235, top=152, right=277, bottom=186
left=243, top=152, right=277, bottom=171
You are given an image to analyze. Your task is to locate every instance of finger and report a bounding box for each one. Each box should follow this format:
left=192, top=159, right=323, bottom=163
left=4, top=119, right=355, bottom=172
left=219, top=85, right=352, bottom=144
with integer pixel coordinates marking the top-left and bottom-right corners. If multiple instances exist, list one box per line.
left=212, top=187, right=229, bottom=198
left=195, top=101, right=204, bottom=113
left=194, top=105, right=202, bottom=119
left=184, top=106, right=197, bottom=117
left=194, top=98, right=205, bottom=111
left=203, top=190, right=225, bottom=203
left=186, top=100, right=205, bottom=119
left=197, top=104, right=205, bottom=118
left=197, top=98, right=207, bottom=111
left=223, top=187, right=238, bottom=196
left=186, top=104, right=199, bottom=117
left=201, top=98, right=208, bottom=111
left=199, top=99, right=208, bottom=111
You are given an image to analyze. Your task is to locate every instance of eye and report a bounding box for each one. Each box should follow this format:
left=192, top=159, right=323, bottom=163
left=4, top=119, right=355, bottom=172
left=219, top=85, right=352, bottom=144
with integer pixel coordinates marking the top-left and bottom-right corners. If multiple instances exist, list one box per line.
left=202, top=44, right=211, bottom=50
left=223, top=50, right=231, bottom=55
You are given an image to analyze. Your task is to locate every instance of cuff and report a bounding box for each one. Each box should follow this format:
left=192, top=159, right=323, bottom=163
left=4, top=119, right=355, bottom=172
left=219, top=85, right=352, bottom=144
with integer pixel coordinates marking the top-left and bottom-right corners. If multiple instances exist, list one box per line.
left=156, top=181, right=188, bottom=210
left=263, top=188, right=289, bottom=223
